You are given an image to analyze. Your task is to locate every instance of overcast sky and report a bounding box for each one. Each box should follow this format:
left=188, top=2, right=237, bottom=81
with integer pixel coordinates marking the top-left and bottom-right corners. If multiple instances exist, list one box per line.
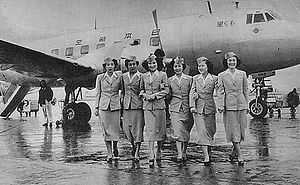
left=1, top=0, right=300, bottom=43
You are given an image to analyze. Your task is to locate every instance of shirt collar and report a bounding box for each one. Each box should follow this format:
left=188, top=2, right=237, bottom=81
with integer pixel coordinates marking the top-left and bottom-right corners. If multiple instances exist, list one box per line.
left=199, top=73, right=212, bottom=81
left=104, top=71, right=118, bottom=79
left=128, top=71, right=140, bottom=81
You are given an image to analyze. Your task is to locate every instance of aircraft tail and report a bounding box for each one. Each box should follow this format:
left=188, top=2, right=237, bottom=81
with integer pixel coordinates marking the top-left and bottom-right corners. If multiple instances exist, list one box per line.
left=0, top=84, right=30, bottom=118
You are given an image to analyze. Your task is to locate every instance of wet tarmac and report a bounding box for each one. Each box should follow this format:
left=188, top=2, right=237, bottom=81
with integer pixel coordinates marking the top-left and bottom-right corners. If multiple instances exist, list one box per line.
left=0, top=104, right=300, bottom=185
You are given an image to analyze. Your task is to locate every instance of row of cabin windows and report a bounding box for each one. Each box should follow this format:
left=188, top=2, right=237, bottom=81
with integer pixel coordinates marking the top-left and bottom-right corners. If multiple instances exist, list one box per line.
left=246, top=12, right=275, bottom=24
left=51, top=43, right=106, bottom=57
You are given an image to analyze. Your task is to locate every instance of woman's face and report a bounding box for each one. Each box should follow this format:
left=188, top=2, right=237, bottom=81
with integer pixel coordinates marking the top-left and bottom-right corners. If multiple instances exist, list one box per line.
left=198, top=61, right=208, bottom=74
left=106, top=60, right=115, bottom=73
left=173, top=62, right=183, bottom=75
left=227, top=56, right=237, bottom=69
left=148, top=59, right=157, bottom=72
left=128, top=60, right=138, bottom=73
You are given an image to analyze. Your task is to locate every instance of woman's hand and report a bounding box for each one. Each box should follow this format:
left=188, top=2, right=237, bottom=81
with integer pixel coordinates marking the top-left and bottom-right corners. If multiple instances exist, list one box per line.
left=190, top=107, right=197, bottom=113
left=94, top=108, right=99, bottom=117
left=192, top=92, right=198, bottom=100
left=218, top=107, right=225, bottom=113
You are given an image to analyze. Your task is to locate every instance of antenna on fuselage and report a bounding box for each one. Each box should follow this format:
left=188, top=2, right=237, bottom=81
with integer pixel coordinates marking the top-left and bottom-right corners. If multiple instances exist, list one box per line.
left=94, top=16, right=97, bottom=30
left=234, top=1, right=239, bottom=8
left=206, top=1, right=212, bottom=14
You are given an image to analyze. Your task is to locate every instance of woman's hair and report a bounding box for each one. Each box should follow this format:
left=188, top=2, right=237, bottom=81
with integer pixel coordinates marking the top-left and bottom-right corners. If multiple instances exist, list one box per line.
left=102, top=57, right=119, bottom=71
left=125, top=59, right=139, bottom=69
left=142, top=54, right=159, bottom=72
left=196, top=57, right=214, bottom=74
left=222, top=52, right=241, bottom=69
left=169, top=56, right=186, bottom=74
left=40, top=80, right=47, bottom=87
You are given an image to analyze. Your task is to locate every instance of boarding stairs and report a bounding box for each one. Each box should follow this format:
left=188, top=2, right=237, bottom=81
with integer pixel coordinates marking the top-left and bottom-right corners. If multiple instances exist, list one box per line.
left=0, top=84, right=30, bottom=118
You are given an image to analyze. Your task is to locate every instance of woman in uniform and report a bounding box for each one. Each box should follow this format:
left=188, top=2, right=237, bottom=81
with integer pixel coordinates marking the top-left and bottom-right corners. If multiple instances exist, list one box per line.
left=122, top=56, right=145, bottom=161
left=217, top=52, right=248, bottom=166
left=94, top=57, right=122, bottom=163
left=168, top=57, right=193, bottom=163
left=140, top=54, right=169, bottom=167
left=190, top=57, right=218, bottom=165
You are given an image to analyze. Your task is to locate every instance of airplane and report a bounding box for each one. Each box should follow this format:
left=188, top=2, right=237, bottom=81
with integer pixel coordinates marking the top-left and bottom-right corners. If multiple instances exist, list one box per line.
left=0, top=0, right=300, bottom=128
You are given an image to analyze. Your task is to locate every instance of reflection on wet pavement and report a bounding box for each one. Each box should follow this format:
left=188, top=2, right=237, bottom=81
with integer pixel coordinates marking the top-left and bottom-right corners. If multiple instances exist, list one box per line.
left=1, top=110, right=300, bottom=184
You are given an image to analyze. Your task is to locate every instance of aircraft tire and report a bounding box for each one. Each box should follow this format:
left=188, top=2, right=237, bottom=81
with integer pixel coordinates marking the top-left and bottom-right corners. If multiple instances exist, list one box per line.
left=77, top=102, right=91, bottom=123
left=63, top=103, right=81, bottom=126
left=249, top=99, right=268, bottom=119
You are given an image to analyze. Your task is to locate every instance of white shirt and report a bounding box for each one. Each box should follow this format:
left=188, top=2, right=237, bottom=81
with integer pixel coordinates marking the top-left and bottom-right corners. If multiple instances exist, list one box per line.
left=128, top=71, right=140, bottom=83
left=104, top=72, right=118, bottom=83
left=149, top=70, right=159, bottom=83
left=199, top=73, right=213, bottom=86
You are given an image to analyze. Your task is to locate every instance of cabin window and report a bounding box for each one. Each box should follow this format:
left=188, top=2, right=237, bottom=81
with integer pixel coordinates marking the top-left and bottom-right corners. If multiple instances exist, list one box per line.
left=254, top=13, right=265, bottom=23
left=51, top=49, right=59, bottom=55
left=65, top=47, right=73, bottom=57
left=150, top=37, right=160, bottom=46
left=131, top=39, right=141, bottom=46
left=265, top=13, right=274, bottom=21
left=81, top=45, right=89, bottom=54
left=246, top=14, right=253, bottom=24
left=96, top=43, right=105, bottom=49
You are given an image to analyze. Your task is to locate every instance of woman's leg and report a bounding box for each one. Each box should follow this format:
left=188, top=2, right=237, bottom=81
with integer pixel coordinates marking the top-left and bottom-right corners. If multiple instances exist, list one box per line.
left=176, top=141, right=183, bottom=159
left=182, top=142, right=188, bottom=160
left=113, top=141, right=118, bottom=158
left=233, top=142, right=243, bottom=161
left=135, top=142, right=141, bottom=159
left=148, top=141, right=155, bottom=159
left=156, top=141, right=163, bottom=160
left=105, top=141, right=113, bottom=159
left=202, top=145, right=210, bottom=162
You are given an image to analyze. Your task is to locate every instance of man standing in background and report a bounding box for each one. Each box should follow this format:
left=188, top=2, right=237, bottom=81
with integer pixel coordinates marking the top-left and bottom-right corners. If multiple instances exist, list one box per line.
left=38, top=80, right=54, bottom=127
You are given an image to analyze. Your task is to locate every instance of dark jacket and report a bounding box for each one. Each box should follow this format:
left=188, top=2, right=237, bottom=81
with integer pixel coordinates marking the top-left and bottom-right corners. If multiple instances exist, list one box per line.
left=38, top=87, right=53, bottom=105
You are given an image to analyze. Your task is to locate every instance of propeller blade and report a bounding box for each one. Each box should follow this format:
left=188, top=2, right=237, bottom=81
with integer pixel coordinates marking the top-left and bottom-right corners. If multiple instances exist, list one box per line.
left=152, top=9, right=158, bottom=29
left=152, top=9, right=163, bottom=50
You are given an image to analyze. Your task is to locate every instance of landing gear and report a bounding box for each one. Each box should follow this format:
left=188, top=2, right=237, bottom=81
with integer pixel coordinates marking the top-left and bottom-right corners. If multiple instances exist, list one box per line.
left=62, top=85, right=91, bottom=129
left=249, top=99, right=268, bottom=119
left=249, top=71, right=275, bottom=119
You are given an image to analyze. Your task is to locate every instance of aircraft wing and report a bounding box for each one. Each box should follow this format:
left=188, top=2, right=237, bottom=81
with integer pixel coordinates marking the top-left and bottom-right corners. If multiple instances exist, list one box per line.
left=0, top=39, right=94, bottom=79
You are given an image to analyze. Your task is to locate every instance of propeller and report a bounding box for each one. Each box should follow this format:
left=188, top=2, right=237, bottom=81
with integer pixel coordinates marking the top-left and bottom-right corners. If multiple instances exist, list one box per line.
left=152, top=9, right=163, bottom=50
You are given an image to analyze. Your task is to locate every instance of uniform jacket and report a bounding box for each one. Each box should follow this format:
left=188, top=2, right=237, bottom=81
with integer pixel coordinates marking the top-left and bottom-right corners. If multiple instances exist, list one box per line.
left=217, top=69, right=249, bottom=111
left=168, top=74, right=192, bottom=113
left=122, top=71, right=143, bottom=110
left=95, top=71, right=122, bottom=111
left=38, top=86, right=53, bottom=105
left=140, top=70, right=169, bottom=110
left=189, top=73, right=218, bottom=114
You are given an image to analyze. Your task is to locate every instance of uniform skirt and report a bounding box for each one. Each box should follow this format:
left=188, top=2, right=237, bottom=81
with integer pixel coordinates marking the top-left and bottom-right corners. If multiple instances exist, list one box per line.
left=170, top=111, right=193, bottom=142
left=99, top=110, right=120, bottom=141
left=123, top=109, right=145, bottom=143
left=223, top=110, right=247, bottom=143
left=144, top=110, right=166, bottom=141
left=193, top=113, right=216, bottom=146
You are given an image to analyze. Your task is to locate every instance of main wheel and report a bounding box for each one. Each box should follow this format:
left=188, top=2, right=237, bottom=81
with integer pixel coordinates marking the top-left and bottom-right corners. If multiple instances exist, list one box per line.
left=249, top=99, right=268, bottom=119
left=62, top=102, right=90, bottom=128
left=77, top=102, right=91, bottom=123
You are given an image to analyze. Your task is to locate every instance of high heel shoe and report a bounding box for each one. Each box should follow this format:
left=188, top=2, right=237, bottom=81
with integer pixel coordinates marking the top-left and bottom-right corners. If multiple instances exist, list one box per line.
left=106, top=156, right=113, bottom=163
left=149, top=159, right=154, bottom=168
left=176, top=157, right=183, bottom=163
left=203, top=159, right=211, bottom=166
left=237, top=159, right=244, bottom=166
left=229, top=154, right=237, bottom=162
left=113, top=150, right=119, bottom=160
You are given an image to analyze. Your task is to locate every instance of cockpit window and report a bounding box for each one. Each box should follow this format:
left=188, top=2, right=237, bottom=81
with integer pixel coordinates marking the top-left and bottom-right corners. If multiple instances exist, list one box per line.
left=246, top=14, right=253, bottom=24
left=265, top=13, right=274, bottom=21
left=254, top=13, right=265, bottom=23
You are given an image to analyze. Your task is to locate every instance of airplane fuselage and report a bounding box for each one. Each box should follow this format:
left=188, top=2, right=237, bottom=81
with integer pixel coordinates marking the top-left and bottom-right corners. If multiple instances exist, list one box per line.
left=2, top=7, right=300, bottom=88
